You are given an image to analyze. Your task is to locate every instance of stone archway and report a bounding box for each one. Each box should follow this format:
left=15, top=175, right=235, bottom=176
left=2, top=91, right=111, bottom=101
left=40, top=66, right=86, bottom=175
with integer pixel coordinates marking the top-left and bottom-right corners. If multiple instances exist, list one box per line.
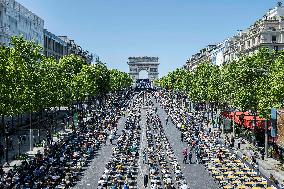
left=139, top=70, right=148, bottom=79
left=127, top=56, right=159, bottom=82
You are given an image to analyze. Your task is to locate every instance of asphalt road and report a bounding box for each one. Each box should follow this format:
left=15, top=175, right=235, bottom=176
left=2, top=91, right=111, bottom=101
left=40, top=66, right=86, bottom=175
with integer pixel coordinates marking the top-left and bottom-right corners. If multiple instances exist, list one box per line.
left=73, top=94, right=220, bottom=189
left=73, top=115, right=127, bottom=189
left=154, top=97, right=220, bottom=189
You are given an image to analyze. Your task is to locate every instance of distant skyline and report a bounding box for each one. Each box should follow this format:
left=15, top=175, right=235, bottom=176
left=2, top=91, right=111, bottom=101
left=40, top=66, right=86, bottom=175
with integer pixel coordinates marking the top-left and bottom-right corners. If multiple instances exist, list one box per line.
left=17, top=0, right=278, bottom=77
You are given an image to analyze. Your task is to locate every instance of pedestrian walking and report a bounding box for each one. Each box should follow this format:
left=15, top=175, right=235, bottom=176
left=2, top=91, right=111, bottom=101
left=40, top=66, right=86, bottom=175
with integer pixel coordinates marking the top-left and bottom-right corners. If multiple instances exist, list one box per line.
left=237, top=139, right=241, bottom=149
left=104, top=133, right=107, bottom=145
left=195, top=146, right=201, bottom=164
left=181, top=132, right=184, bottom=142
left=225, top=134, right=229, bottom=146
left=143, top=149, right=147, bottom=164
left=109, top=134, right=114, bottom=145
left=255, top=161, right=259, bottom=176
left=144, top=174, right=149, bottom=188
left=208, top=127, right=211, bottom=135
left=182, top=147, right=188, bottom=164
left=261, top=148, right=265, bottom=160
left=188, top=150, right=192, bottom=164
left=181, top=124, right=185, bottom=131
left=251, top=154, right=256, bottom=165
left=166, top=116, right=169, bottom=125
left=230, top=135, right=235, bottom=148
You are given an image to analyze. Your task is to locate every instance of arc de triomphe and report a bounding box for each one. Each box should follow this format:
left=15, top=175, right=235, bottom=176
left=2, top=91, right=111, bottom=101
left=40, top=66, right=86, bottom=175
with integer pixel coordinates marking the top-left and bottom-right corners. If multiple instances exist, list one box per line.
left=127, top=56, right=159, bottom=82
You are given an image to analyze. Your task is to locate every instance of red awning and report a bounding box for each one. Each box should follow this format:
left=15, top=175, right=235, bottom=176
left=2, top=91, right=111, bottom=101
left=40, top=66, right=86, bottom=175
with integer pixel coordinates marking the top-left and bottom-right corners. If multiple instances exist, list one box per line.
left=220, top=111, right=268, bottom=129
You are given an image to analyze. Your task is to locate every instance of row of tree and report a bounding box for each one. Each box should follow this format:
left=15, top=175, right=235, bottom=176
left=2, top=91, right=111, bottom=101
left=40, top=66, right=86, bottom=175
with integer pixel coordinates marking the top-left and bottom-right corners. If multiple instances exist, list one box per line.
left=157, top=48, right=284, bottom=119
left=0, top=36, right=133, bottom=121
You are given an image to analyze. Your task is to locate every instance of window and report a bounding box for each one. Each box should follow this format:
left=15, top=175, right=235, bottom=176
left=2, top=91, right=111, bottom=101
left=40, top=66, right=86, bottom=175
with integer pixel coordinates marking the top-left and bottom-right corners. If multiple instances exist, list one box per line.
left=150, top=68, right=157, bottom=72
left=272, top=36, right=277, bottom=43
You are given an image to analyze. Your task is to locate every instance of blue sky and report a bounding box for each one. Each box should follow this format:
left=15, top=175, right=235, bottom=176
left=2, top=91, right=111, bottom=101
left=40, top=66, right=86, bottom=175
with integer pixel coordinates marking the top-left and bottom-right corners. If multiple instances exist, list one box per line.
left=18, top=0, right=276, bottom=77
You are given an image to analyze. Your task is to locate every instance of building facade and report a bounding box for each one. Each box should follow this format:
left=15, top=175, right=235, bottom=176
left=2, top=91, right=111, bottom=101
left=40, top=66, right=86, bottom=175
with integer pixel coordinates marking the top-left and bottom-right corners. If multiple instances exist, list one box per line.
left=185, top=2, right=284, bottom=70
left=184, top=45, right=216, bottom=71
left=127, top=56, right=159, bottom=81
left=58, top=36, right=97, bottom=64
left=44, top=29, right=67, bottom=60
left=211, top=39, right=230, bottom=66
left=0, top=0, right=44, bottom=46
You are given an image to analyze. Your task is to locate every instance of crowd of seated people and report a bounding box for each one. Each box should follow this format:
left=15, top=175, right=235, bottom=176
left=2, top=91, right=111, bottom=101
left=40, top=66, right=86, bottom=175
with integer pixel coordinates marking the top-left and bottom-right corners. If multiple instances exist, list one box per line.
left=143, top=97, right=189, bottom=189
left=0, top=92, right=131, bottom=189
left=157, top=91, right=277, bottom=189
left=97, top=96, right=142, bottom=189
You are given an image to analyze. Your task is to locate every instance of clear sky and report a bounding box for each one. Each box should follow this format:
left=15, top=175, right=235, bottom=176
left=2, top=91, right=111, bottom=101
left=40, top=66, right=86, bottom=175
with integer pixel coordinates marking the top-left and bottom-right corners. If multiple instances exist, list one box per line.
left=18, top=0, right=277, bottom=77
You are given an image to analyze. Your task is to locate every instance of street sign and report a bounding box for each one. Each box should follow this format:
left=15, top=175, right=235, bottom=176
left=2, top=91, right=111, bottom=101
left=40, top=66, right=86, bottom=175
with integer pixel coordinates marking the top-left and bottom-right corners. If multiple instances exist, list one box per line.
left=223, top=118, right=232, bottom=131
left=74, top=112, right=78, bottom=127
left=271, top=108, right=277, bottom=137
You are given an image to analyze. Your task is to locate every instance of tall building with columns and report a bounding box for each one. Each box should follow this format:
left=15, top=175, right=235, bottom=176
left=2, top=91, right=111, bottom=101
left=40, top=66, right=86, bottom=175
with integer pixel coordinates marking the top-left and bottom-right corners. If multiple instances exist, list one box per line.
left=0, top=0, right=44, bottom=46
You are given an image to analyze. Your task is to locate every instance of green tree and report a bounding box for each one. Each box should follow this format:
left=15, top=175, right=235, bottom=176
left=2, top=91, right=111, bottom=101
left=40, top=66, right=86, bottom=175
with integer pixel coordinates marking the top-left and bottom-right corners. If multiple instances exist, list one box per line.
left=109, top=69, right=133, bottom=91
left=94, top=62, right=110, bottom=96
left=58, top=54, right=86, bottom=107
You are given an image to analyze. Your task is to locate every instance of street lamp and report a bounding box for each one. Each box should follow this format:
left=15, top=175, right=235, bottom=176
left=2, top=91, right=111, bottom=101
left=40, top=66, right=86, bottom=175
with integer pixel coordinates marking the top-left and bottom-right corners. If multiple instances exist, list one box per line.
left=4, top=123, right=9, bottom=165
left=17, top=132, right=22, bottom=157
left=249, top=68, right=269, bottom=157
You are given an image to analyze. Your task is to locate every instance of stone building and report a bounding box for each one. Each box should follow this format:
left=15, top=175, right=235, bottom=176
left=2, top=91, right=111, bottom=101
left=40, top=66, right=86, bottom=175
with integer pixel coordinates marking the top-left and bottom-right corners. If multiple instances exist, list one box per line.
left=127, top=56, right=159, bottom=81
left=184, top=45, right=216, bottom=71
left=43, top=29, right=67, bottom=60
left=223, top=4, right=284, bottom=64
left=58, top=36, right=97, bottom=64
left=185, top=2, right=284, bottom=70
left=0, top=0, right=44, bottom=46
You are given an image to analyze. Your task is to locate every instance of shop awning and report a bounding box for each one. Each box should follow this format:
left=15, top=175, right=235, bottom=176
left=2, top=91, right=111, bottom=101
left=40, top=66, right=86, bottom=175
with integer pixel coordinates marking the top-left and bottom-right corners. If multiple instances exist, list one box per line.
left=220, top=111, right=268, bottom=129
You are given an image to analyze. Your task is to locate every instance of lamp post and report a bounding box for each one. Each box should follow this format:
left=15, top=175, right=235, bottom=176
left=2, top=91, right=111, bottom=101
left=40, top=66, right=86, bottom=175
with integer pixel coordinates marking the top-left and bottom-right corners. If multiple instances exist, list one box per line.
left=18, top=135, right=21, bottom=156
left=249, top=68, right=269, bottom=153
left=4, top=123, right=9, bottom=165
left=29, top=120, right=32, bottom=151
left=265, top=119, right=268, bottom=158
left=233, top=111, right=236, bottom=138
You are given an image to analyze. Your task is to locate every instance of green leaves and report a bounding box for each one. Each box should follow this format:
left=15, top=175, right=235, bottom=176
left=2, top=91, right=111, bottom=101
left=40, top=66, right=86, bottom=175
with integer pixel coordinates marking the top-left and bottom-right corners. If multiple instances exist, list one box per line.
left=159, top=47, right=284, bottom=119
left=0, top=36, right=131, bottom=117
left=189, top=62, right=222, bottom=103
left=158, top=68, right=191, bottom=91
left=109, top=69, right=133, bottom=92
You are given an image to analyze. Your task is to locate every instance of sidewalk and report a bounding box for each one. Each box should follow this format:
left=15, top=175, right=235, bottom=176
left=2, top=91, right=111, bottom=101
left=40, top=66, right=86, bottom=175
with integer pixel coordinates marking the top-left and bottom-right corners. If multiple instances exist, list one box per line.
left=217, top=129, right=284, bottom=188
left=2, top=128, right=73, bottom=173
left=235, top=139, right=284, bottom=187
left=198, top=107, right=284, bottom=187
left=0, top=110, right=69, bottom=166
